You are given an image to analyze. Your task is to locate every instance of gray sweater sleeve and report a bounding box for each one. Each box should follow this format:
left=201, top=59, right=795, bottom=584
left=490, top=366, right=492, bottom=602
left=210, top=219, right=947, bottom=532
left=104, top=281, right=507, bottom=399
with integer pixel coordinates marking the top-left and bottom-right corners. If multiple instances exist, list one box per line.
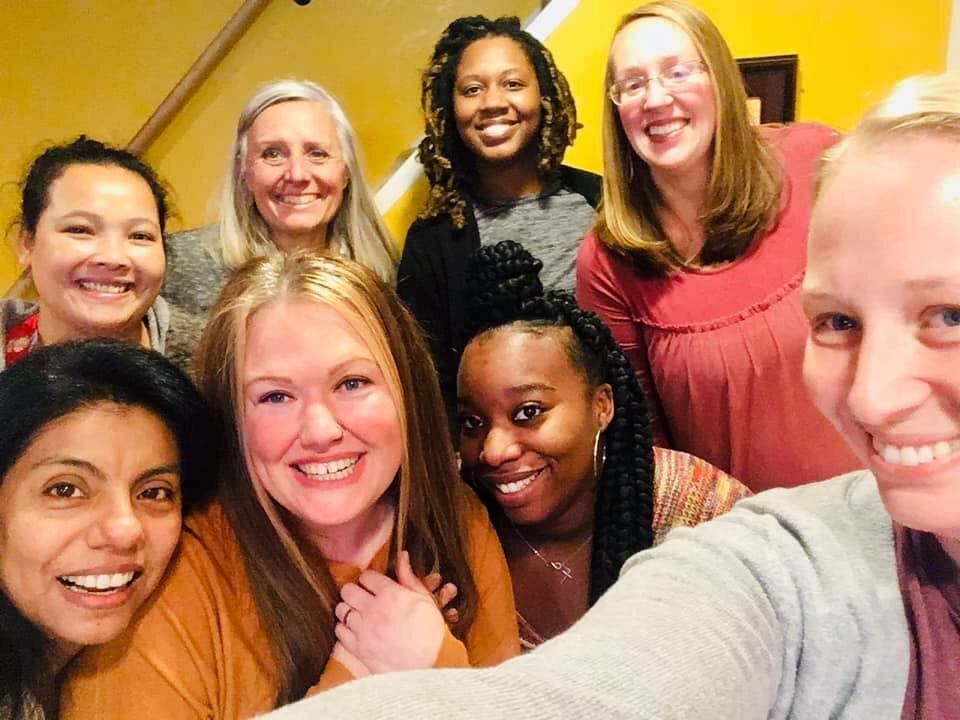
left=263, top=472, right=908, bottom=719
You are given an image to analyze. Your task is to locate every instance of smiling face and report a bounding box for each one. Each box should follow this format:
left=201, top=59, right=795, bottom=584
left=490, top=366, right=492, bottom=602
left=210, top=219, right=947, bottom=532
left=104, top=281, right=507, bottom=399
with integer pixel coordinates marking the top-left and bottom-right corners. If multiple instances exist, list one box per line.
left=241, top=300, right=403, bottom=544
left=0, top=403, right=181, bottom=655
left=453, top=36, right=543, bottom=171
left=458, top=326, right=612, bottom=528
left=242, top=101, right=349, bottom=252
left=18, top=163, right=165, bottom=347
left=609, top=17, right=716, bottom=183
left=803, top=134, right=960, bottom=538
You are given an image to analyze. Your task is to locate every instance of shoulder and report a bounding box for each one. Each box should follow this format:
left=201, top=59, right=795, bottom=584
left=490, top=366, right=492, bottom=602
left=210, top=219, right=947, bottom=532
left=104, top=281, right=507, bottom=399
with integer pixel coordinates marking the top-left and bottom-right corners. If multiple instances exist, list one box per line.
left=559, top=165, right=603, bottom=207
left=164, top=225, right=227, bottom=280
left=651, top=447, right=752, bottom=543
left=0, top=298, right=38, bottom=329
left=405, top=213, right=460, bottom=248
left=761, top=121, right=841, bottom=166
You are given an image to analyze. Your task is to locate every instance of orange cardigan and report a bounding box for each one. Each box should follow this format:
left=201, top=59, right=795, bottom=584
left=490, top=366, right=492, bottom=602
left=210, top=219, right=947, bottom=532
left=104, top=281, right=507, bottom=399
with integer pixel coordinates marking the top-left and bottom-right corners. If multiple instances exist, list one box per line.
left=61, top=489, right=519, bottom=718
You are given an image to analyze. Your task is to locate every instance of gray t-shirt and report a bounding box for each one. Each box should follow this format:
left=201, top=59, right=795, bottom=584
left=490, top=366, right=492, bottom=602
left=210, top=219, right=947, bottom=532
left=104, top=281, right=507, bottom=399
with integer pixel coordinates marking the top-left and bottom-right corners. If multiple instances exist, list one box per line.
left=473, top=185, right=596, bottom=293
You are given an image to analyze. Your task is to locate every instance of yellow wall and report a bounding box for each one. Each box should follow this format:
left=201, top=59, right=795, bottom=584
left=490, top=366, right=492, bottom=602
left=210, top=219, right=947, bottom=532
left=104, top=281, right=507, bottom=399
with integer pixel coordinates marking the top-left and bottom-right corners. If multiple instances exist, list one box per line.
left=0, top=0, right=538, bottom=292
left=1, top=0, right=950, bottom=292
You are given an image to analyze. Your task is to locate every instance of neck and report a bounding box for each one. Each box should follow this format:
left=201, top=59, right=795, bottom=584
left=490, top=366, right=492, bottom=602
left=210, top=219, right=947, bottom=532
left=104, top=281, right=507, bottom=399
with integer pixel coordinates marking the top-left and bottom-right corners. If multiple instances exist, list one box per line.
left=650, top=162, right=710, bottom=263
left=472, top=152, right=542, bottom=201
left=37, top=307, right=148, bottom=349
left=306, top=496, right=396, bottom=566
left=516, top=480, right=596, bottom=546
left=270, top=224, right=331, bottom=256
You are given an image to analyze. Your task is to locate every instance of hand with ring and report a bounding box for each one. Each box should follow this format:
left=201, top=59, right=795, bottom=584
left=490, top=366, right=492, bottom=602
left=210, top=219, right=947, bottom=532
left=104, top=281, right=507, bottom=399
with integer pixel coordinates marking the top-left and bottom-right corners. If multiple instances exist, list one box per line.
left=334, top=550, right=449, bottom=673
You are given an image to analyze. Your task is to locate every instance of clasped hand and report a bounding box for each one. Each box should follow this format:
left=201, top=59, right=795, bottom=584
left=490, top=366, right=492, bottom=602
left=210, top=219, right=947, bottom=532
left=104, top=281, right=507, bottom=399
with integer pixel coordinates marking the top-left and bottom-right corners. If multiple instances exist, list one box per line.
left=333, top=550, right=458, bottom=676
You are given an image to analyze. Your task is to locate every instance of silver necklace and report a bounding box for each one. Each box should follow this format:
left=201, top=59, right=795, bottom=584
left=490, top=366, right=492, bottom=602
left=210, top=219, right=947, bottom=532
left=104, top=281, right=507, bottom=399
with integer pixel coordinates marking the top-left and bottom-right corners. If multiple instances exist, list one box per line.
left=510, top=524, right=592, bottom=583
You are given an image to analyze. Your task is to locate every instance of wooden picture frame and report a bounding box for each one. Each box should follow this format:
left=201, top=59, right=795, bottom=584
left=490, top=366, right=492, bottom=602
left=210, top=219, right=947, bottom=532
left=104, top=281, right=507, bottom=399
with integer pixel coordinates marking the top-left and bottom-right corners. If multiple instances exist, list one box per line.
left=737, top=54, right=798, bottom=124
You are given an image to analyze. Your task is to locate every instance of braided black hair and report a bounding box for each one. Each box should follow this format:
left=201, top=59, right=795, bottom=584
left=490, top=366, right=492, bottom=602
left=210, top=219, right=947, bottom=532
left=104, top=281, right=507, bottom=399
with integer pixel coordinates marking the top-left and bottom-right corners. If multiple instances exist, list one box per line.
left=464, top=241, right=655, bottom=604
left=417, top=15, right=580, bottom=229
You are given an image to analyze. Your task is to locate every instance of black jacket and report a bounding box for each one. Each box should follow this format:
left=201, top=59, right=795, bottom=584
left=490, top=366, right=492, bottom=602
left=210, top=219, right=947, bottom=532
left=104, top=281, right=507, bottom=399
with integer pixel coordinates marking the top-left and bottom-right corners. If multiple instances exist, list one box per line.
left=397, top=165, right=602, bottom=425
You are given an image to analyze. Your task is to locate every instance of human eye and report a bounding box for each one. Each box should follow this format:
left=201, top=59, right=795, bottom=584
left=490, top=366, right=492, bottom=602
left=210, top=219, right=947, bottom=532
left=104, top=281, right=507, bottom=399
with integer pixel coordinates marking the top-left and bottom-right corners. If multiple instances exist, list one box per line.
left=460, top=83, right=484, bottom=97
left=260, top=147, right=285, bottom=164
left=138, top=484, right=179, bottom=504
left=810, top=312, right=860, bottom=345
left=130, top=230, right=157, bottom=243
left=307, top=147, right=332, bottom=164
left=43, top=481, right=85, bottom=500
left=512, top=404, right=544, bottom=423
left=504, top=78, right=526, bottom=90
left=922, top=305, right=960, bottom=329
left=664, top=64, right=693, bottom=84
left=338, top=376, right=371, bottom=392
left=458, top=413, right=485, bottom=435
left=620, top=76, right=648, bottom=97
left=258, top=390, right=292, bottom=404
left=63, top=224, right=93, bottom=236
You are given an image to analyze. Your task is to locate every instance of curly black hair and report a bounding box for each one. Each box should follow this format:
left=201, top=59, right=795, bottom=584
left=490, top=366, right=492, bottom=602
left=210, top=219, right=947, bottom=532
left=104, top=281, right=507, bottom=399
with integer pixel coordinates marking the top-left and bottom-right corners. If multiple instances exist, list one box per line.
left=418, top=15, right=580, bottom=229
left=463, top=241, right=655, bottom=604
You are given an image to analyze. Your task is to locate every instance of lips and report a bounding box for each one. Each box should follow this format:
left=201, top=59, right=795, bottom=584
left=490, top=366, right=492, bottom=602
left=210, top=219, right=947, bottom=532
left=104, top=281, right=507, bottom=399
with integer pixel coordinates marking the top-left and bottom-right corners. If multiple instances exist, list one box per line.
left=483, top=467, right=544, bottom=497
left=274, top=193, right=321, bottom=207
left=76, top=279, right=133, bottom=295
left=645, top=118, right=688, bottom=140
left=475, top=121, right=517, bottom=143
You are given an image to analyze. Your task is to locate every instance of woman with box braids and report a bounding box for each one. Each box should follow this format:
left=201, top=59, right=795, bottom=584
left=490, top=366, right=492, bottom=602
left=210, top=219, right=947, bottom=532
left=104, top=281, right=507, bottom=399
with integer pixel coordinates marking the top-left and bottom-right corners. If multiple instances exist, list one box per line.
left=459, top=241, right=750, bottom=648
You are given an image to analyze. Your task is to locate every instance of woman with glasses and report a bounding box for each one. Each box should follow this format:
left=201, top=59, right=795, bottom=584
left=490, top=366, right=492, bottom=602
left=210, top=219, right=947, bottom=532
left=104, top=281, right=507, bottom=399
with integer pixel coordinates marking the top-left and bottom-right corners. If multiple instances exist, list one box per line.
left=398, top=16, right=600, bottom=421
left=161, top=79, right=397, bottom=371
left=577, top=0, right=858, bottom=492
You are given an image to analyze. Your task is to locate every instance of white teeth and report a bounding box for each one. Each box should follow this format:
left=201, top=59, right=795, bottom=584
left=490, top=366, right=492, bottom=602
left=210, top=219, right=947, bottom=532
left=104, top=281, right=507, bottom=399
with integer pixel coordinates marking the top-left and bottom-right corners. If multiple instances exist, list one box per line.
left=277, top=195, right=316, bottom=205
left=873, top=436, right=960, bottom=466
left=79, top=281, right=128, bottom=294
left=479, top=123, right=513, bottom=139
left=647, top=119, right=686, bottom=137
left=297, top=456, right=360, bottom=481
left=496, top=477, right=533, bottom=495
left=59, top=571, right=135, bottom=593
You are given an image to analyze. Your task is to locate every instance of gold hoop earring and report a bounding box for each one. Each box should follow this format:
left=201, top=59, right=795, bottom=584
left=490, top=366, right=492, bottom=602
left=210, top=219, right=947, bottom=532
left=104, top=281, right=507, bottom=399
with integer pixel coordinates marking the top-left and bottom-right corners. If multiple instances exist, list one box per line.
left=593, top=431, right=607, bottom=481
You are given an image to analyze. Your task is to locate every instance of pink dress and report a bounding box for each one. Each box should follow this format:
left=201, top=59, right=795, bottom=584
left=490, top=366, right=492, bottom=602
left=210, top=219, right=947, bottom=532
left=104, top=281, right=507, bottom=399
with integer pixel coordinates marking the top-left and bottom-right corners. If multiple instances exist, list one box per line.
left=577, top=123, right=860, bottom=492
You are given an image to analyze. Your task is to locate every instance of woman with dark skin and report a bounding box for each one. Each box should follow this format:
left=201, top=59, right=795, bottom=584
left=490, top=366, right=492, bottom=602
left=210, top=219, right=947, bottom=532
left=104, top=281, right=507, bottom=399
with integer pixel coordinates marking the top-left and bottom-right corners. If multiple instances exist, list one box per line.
left=399, top=16, right=601, bottom=423
left=457, top=241, right=749, bottom=646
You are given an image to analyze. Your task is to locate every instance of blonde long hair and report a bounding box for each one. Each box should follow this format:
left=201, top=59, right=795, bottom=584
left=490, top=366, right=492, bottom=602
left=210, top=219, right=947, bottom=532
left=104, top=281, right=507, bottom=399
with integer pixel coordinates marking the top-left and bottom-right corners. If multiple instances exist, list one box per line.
left=216, top=79, right=398, bottom=282
left=195, top=251, right=475, bottom=705
left=596, top=0, right=781, bottom=276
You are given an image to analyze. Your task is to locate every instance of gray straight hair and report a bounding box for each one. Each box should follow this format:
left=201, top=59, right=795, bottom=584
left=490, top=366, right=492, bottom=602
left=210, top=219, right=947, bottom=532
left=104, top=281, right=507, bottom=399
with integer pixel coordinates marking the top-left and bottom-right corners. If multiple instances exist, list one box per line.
left=215, top=78, right=398, bottom=282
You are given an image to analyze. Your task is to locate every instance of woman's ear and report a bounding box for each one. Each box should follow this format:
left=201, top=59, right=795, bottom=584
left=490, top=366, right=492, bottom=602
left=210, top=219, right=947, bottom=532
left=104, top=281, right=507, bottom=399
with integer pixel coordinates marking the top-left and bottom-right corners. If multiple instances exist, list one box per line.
left=593, top=383, right=614, bottom=432
left=16, top=229, right=33, bottom=268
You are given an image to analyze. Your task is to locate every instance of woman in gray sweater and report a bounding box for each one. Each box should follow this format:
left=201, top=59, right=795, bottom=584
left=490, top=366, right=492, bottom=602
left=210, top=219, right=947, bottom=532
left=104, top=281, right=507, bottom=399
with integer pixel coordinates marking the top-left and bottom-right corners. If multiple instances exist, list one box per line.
left=161, top=79, right=397, bottom=370
left=264, top=74, right=960, bottom=720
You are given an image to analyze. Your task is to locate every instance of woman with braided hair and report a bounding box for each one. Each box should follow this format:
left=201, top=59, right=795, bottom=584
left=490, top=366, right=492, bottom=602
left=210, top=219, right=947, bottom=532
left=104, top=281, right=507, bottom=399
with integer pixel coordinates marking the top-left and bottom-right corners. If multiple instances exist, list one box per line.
left=457, top=241, right=749, bottom=648
left=398, top=15, right=601, bottom=423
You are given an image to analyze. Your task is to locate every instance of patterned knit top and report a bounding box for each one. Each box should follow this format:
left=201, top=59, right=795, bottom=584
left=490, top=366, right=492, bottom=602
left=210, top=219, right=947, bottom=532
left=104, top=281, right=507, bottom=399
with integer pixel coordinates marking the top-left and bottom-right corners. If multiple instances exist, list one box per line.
left=518, top=446, right=751, bottom=650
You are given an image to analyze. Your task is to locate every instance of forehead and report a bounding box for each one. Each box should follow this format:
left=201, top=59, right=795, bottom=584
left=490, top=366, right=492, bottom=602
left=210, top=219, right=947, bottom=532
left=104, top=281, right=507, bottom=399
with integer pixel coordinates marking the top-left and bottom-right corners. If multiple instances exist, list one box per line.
left=611, top=17, right=698, bottom=71
left=457, top=36, right=534, bottom=77
left=463, top=326, right=582, bottom=386
left=243, top=300, right=375, bottom=376
left=247, top=100, right=340, bottom=145
left=807, top=134, right=960, bottom=290
left=2, top=403, right=175, bottom=486
left=45, top=164, right=156, bottom=217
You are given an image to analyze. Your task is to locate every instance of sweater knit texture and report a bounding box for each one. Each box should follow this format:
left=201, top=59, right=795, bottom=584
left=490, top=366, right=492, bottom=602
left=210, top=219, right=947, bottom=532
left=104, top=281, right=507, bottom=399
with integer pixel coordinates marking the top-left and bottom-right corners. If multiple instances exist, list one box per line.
left=265, top=470, right=910, bottom=719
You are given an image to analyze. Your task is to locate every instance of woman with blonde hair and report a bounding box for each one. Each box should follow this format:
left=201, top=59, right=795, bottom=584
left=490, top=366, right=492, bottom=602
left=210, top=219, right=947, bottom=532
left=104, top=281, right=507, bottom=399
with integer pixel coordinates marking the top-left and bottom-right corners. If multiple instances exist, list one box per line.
left=577, top=0, right=858, bottom=491
left=62, top=252, right=517, bottom=717
left=162, top=79, right=398, bottom=370
left=260, top=72, right=960, bottom=719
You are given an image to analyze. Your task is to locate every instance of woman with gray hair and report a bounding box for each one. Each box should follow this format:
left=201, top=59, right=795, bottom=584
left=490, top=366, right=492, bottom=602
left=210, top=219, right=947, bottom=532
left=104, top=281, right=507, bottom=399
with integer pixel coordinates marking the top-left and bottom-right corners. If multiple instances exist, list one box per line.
left=162, top=79, right=397, bottom=370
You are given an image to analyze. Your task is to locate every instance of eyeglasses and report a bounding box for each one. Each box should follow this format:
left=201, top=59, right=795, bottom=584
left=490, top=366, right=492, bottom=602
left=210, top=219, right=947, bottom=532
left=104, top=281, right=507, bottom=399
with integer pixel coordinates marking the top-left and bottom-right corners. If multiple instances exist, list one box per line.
left=608, top=61, right=707, bottom=106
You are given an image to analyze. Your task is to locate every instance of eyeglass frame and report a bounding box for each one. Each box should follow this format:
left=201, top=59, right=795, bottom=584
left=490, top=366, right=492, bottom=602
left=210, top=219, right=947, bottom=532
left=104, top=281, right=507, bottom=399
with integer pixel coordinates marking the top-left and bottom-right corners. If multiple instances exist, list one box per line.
left=608, top=60, right=708, bottom=107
